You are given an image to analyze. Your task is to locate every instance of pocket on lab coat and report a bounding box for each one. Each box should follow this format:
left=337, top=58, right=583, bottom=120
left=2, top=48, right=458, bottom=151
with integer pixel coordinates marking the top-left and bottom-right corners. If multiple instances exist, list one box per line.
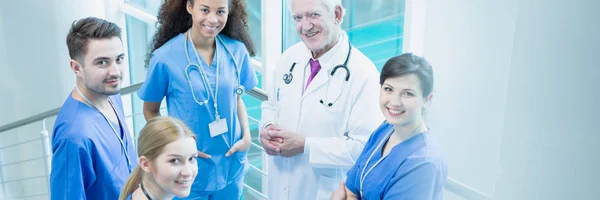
left=316, top=175, right=340, bottom=200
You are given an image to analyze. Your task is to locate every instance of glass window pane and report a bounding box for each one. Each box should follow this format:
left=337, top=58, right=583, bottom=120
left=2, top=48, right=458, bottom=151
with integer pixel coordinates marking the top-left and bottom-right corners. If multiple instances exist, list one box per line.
left=124, top=0, right=161, bottom=16
left=283, top=0, right=406, bottom=70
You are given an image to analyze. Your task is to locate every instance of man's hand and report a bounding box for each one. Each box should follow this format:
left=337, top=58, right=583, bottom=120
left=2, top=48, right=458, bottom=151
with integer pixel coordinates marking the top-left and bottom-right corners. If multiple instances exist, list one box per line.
left=259, top=124, right=283, bottom=155
left=270, top=130, right=305, bottom=157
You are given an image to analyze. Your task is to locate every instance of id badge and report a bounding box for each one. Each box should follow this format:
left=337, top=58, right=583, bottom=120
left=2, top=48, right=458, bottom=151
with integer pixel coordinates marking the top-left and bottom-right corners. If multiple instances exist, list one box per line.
left=209, top=118, right=228, bottom=138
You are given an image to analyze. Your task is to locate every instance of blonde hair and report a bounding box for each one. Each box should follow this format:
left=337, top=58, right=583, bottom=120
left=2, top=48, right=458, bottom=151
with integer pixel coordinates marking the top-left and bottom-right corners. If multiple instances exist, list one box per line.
left=119, top=117, right=196, bottom=200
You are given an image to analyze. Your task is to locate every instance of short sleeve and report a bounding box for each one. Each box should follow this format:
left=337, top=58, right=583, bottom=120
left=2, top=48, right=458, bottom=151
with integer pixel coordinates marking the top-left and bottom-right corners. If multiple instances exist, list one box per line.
left=238, top=48, right=258, bottom=90
left=345, top=158, right=363, bottom=197
left=383, top=162, right=445, bottom=200
left=50, top=139, right=95, bottom=199
left=138, top=54, right=170, bottom=102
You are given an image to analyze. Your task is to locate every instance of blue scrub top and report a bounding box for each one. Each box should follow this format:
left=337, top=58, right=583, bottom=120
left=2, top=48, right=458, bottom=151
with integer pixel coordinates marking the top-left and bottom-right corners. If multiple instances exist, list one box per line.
left=50, top=93, right=137, bottom=200
left=346, top=122, right=448, bottom=200
left=138, top=33, right=257, bottom=193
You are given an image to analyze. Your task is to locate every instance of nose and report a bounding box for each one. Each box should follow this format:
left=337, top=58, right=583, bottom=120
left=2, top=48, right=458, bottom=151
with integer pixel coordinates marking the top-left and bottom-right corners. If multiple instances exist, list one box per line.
left=300, top=19, right=313, bottom=34
left=389, top=95, right=403, bottom=106
left=207, top=12, right=218, bottom=24
left=107, top=63, right=121, bottom=77
left=180, top=163, right=194, bottom=176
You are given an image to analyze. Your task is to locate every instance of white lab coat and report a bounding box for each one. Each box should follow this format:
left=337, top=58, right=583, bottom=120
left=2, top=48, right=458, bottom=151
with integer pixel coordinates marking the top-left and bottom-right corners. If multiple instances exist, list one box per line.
left=260, top=31, right=384, bottom=200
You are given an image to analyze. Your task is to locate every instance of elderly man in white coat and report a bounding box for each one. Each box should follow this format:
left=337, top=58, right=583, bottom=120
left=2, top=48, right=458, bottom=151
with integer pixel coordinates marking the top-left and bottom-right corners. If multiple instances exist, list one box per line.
left=259, top=0, right=384, bottom=199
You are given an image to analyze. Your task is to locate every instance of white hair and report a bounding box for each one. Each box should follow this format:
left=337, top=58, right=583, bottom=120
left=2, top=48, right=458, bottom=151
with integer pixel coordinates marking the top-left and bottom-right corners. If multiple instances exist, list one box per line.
left=288, top=0, right=346, bottom=25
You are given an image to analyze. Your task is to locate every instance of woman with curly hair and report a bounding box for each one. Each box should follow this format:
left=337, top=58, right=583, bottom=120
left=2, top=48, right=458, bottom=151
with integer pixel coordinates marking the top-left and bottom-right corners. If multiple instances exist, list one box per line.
left=137, top=0, right=257, bottom=199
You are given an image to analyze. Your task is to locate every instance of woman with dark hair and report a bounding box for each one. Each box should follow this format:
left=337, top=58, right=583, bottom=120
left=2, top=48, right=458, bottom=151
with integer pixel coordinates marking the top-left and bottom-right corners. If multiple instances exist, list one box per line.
left=331, top=53, right=448, bottom=200
left=137, top=0, right=257, bottom=199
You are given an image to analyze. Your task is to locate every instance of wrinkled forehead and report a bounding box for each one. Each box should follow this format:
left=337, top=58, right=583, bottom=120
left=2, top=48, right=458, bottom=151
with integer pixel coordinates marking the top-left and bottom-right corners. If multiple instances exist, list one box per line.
left=290, top=0, right=329, bottom=14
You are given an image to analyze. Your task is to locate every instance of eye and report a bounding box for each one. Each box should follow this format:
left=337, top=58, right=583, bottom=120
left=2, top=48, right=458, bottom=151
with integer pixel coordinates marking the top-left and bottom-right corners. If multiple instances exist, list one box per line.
left=293, top=15, right=302, bottom=21
left=189, top=156, right=197, bottom=163
left=201, top=8, right=209, bottom=13
left=217, top=10, right=227, bottom=15
left=97, top=60, right=108, bottom=66
left=402, top=91, right=415, bottom=97
left=383, top=86, right=392, bottom=92
left=310, top=12, right=320, bottom=18
left=170, top=158, right=181, bottom=164
left=116, top=57, right=124, bottom=63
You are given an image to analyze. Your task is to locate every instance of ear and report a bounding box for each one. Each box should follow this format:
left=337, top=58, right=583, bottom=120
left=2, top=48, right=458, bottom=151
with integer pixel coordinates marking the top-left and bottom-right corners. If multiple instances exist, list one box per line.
left=423, top=93, right=433, bottom=107
left=70, top=59, right=82, bottom=77
left=186, top=0, right=193, bottom=15
left=334, top=5, right=343, bottom=24
left=139, top=156, right=153, bottom=173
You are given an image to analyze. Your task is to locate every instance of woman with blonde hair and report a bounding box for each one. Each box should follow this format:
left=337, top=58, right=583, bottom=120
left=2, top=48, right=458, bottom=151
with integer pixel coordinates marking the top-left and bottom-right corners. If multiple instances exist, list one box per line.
left=119, top=116, right=199, bottom=200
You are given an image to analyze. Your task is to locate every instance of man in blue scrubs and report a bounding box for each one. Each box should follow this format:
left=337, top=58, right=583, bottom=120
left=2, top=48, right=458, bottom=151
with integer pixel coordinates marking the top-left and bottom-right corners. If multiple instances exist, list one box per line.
left=50, top=17, right=137, bottom=199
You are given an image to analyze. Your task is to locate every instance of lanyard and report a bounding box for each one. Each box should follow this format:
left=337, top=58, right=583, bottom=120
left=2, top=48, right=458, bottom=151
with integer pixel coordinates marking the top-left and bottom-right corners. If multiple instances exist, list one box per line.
left=359, top=122, right=423, bottom=198
left=186, top=30, right=221, bottom=120
left=75, top=87, right=132, bottom=172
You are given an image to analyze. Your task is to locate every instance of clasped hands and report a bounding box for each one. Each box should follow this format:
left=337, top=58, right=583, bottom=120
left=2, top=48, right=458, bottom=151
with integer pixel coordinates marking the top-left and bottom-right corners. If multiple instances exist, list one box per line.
left=259, top=124, right=305, bottom=157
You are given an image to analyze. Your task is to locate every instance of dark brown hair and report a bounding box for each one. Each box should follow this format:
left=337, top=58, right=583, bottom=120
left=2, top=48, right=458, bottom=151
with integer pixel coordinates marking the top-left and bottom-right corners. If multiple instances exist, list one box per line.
left=380, top=53, right=434, bottom=97
left=147, top=0, right=256, bottom=67
left=66, top=17, right=122, bottom=61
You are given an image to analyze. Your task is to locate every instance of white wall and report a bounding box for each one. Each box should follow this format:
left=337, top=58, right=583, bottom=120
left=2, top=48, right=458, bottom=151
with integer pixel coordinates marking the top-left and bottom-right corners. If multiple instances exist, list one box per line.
left=422, top=0, right=518, bottom=198
left=0, top=0, right=107, bottom=198
left=495, top=0, right=600, bottom=199
left=422, top=0, right=600, bottom=199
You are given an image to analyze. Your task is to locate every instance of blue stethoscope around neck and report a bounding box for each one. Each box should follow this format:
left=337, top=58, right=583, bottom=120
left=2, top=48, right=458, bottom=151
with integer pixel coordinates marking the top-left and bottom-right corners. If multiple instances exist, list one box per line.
left=282, top=39, right=352, bottom=107
left=184, top=30, right=245, bottom=108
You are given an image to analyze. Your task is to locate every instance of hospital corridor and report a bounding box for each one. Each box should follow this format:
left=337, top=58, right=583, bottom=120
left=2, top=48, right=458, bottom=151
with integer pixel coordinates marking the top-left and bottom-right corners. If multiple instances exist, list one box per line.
left=0, top=0, right=599, bottom=199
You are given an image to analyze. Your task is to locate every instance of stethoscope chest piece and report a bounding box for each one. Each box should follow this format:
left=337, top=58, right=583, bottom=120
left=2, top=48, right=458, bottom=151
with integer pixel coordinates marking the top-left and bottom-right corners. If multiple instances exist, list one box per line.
left=235, top=85, right=245, bottom=95
left=283, top=73, right=293, bottom=84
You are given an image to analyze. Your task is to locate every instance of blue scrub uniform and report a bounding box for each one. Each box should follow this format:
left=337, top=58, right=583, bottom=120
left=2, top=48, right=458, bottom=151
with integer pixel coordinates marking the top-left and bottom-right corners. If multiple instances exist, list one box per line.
left=138, top=33, right=257, bottom=199
left=50, top=93, right=137, bottom=200
left=345, top=122, right=447, bottom=200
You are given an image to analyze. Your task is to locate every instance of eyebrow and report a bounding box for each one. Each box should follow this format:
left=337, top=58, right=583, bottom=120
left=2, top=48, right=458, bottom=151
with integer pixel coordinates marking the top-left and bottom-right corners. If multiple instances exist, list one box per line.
left=92, top=53, right=125, bottom=62
left=199, top=4, right=227, bottom=9
left=167, top=153, right=198, bottom=157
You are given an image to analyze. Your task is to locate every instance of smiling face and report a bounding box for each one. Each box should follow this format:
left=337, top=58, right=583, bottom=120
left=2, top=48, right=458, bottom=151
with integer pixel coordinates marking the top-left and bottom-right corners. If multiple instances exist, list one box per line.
left=379, top=74, right=432, bottom=128
left=72, top=37, right=125, bottom=96
left=291, top=0, right=341, bottom=57
left=187, top=0, right=229, bottom=39
left=147, top=136, right=198, bottom=198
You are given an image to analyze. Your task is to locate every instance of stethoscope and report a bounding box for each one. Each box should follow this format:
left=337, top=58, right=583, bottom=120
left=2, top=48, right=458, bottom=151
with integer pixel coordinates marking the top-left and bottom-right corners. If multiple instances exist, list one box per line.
left=184, top=31, right=245, bottom=107
left=184, top=31, right=243, bottom=148
left=75, top=86, right=133, bottom=173
left=358, top=122, right=424, bottom=198
left=282, top=39, right=352, bottom=107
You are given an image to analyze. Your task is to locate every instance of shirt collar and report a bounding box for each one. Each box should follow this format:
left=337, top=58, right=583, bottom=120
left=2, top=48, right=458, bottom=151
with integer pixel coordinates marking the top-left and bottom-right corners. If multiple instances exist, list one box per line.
left=304, top=30, right=350, bottom=71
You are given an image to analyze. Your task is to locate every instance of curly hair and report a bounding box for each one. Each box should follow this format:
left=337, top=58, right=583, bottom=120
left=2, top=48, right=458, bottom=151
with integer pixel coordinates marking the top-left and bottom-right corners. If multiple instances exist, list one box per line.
left=146, top=0, right=256, bottom=67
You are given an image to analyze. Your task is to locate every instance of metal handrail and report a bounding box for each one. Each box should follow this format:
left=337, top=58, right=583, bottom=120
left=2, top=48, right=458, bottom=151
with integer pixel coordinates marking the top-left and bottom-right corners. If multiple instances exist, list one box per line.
left=0, top=81, right=490, bottom=200
left=0, top=83, right=143, bottom=134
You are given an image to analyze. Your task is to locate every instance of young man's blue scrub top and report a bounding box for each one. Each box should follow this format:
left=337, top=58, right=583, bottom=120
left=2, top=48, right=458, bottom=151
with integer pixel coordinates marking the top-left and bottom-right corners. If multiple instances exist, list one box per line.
left=50, top=93, right=137, bottom=199
left=345, top=122, right=448, bottom=200
left=138, top=33, right=257, bottom=196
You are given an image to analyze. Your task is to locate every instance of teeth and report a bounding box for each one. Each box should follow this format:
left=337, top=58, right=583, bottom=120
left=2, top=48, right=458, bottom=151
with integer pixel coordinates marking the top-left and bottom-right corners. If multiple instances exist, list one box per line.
left=306, top=32, right=317, bottom=37
left=203, top=25, right=217, bottom=30
left=176, top=181, right=190, bottom=185
left=388, top=108, right=402, bottom=115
